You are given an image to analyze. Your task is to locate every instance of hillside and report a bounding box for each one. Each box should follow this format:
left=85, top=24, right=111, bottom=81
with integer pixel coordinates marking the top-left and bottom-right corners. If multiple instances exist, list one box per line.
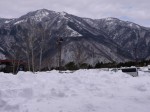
left=0, top=9, right=150, bottom=68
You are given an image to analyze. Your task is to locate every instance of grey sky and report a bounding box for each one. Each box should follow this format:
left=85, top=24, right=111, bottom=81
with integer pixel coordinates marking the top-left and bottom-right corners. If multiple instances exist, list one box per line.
left=0, top=0, right=150, bottom=27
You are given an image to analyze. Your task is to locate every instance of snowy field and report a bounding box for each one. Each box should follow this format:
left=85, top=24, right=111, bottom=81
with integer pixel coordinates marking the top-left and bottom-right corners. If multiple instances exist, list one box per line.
left=0, top=69, right=150, bottom=112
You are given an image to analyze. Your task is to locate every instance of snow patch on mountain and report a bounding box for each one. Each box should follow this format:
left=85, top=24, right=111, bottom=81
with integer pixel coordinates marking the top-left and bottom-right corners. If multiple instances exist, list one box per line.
left=83, top=18, right=100, bottom=29
left=58, top=12, right=69, bottom=20
left=66, top=26, right=82, bottom=37
left=14, top=19, right=27, bottom=25
left=0, top=47, right=5, bottom=59
left=83, top=18, right=94, bottom=25
left=32, top=10, right=49, bottom=21
left=105, top=17, right=116, bottom=21
left=106, top=21, right=116, bottom=26
left=4, top=20, right=11, bottom=24
left=0, top=47, right=4, bottom=51
left=127, top=22, right=140, bottom=29
left=59, top=12, right=67, bottom=16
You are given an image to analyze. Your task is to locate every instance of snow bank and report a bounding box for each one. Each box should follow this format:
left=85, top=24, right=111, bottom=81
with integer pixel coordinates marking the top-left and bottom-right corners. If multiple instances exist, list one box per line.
left=0, top=69, right=150, bottom=112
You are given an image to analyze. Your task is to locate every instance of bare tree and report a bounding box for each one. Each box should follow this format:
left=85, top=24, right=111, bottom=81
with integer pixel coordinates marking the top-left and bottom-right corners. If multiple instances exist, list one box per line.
left=14, top=25, right=32, bottom=71
left=39, top=30, right=44, bottom=71
left=37, top=24, right=50, bottom=71
left=30, top=29, right=35, bottom=72
left=25, top=21, right=38, bottom=72
left=21, top=32, right=31, bottom=71
left=10, top=43, right=23, bottom=74
left=18, top=22, right=37, bottom=72
left=12, top=21, right=51, bottom=72
left=25, top=48, right=31, bottom=71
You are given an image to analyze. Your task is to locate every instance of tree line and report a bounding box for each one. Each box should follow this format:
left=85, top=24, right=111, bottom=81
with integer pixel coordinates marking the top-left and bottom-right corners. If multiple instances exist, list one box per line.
left=41, top=59, right=150, bottom=71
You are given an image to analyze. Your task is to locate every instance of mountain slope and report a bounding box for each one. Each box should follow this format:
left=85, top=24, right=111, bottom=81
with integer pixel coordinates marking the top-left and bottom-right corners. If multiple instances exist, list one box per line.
left=0, top=9, right=150, bottom=68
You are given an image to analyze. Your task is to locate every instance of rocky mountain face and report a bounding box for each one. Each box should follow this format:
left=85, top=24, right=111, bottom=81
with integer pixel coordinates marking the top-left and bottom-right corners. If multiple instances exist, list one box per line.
left=0, top=9, right=150, bottom=67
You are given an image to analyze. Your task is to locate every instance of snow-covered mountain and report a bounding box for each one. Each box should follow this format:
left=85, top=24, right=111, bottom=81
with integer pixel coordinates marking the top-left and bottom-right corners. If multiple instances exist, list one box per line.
left=0, top=9, right=150, bottom=67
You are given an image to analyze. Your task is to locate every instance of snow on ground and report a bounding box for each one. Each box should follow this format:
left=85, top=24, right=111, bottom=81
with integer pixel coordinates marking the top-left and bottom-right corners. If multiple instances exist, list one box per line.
left=0, top=69, right=150, bottom=112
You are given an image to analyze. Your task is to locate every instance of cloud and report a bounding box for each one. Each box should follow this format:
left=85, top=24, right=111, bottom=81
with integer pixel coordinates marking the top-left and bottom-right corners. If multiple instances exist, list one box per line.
left=0, top=0, right=150, bottom=27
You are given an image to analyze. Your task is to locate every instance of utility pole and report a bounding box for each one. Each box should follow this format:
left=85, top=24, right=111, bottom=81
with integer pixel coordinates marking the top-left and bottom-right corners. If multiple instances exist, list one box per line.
left=134, top=45, right=138, bottom=66
left=116, top=44, right=118, bottom=69
left=57, top=37, right=63, bottom=72
left=112, top=44, right=118, bottom=72
left=92, top=48, right=95, bottom=66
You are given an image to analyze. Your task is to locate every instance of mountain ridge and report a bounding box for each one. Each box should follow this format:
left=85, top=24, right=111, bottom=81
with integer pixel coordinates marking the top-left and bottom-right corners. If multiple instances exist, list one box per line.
left=0, top=9, right=149, bottom=28
left=0, top=9, right=150, bottom=68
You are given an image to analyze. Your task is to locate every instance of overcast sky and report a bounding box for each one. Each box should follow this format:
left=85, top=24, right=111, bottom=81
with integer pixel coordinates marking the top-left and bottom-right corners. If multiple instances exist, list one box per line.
left=0, top=0, right=149, bottom=27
